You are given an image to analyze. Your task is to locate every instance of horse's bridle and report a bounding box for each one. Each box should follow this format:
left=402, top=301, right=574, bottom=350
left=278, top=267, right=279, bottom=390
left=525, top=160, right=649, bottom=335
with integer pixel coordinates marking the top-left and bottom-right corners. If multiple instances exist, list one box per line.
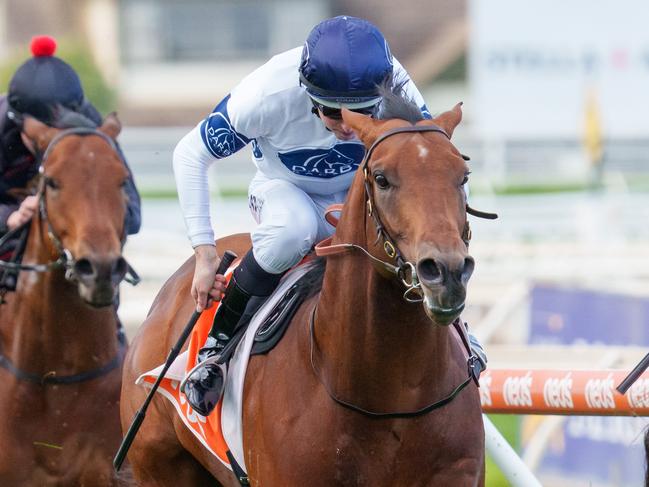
left=316, top=124, right=497, bottom=302
left=0, top=127, right=135, bottom=384
left=0, top=127, right=140, bottom=286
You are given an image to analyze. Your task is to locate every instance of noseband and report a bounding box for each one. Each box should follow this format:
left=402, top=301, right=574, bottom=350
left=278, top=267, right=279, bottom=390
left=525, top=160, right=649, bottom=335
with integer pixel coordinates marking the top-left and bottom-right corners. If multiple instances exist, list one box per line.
left=0, top=127, right=139, bottom=286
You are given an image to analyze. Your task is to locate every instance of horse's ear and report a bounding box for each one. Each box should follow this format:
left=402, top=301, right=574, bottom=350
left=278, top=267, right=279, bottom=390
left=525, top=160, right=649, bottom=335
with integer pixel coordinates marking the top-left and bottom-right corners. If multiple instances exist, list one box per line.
left=22, top=116, right=59, bottom=152
left=421, top=102, right=463, bottom=138
left=341, top=109, right=384, bottom=147
left=100, top=112, right=121, bottom=140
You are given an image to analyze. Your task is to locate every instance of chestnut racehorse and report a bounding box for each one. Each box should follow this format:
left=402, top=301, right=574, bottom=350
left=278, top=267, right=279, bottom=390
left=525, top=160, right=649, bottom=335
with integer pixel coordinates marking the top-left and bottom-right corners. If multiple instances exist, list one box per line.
left=121, top=98, right=486, bottom=486
left=0, top=115, right=133, bottom=486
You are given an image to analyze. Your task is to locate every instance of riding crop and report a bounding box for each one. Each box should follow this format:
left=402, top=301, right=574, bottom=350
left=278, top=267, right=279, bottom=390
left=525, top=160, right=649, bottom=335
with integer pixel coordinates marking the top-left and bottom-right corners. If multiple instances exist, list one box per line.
left=616, top=352, right=649, bottom=395
left=113, top=250, right=237, bottom=471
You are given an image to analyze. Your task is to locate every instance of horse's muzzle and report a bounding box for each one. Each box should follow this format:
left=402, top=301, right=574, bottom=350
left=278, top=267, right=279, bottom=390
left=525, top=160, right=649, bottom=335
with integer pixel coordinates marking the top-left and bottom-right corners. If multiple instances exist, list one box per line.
left=423, top=297, right=465, bottom=326
left=416, top=255, right=474, bottom=288
left=73, top=255, right=127, bottom=307
left=416, top=253, right=473, bottom=326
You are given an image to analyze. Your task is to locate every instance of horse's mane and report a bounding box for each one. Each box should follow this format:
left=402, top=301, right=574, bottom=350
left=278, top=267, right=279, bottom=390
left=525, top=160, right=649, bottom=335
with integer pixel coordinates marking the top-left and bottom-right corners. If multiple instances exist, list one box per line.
left=300, top=258, right=326, bottom=299
left=376, top=76, right=424, bottom=124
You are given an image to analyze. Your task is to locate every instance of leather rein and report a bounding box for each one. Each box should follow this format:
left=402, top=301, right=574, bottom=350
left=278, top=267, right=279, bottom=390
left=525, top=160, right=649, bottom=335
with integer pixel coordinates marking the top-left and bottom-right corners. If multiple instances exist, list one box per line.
left=311, top=124, right=496, bottom=418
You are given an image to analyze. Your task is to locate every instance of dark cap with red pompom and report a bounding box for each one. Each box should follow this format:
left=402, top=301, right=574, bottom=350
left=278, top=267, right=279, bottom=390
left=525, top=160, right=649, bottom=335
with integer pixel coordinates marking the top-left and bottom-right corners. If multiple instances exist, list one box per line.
left=7, top=35, right=84, bottom=123
left=30, top=35, right=57, bottom=57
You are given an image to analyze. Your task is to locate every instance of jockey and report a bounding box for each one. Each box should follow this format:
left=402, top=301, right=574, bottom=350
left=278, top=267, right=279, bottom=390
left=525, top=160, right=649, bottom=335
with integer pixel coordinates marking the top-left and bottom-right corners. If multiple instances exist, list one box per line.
left=0, top=36, right=141, bottom=290
left=175, top=16, right=487, bottom=416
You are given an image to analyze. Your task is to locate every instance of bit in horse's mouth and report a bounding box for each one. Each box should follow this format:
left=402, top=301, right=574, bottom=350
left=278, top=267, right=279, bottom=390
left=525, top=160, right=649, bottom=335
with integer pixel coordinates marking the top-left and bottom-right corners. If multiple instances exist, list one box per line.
left=423, top=295, right=465, bottom=325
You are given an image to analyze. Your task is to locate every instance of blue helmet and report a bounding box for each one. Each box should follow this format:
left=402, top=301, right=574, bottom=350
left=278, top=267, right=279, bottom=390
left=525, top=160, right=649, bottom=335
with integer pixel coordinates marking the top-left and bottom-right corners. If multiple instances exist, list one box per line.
left=299, top=16, right=393, bottom=109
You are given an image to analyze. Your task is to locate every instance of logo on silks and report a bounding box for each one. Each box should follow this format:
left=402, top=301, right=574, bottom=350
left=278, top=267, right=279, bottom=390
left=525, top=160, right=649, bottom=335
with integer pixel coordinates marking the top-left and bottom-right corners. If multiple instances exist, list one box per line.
left=202, top=110, right=250, bottom=159
left=278, top=143, right=365, bottom=179
left=251, top=140, right=263, bottom=159
left=206, top=125, right=238, bottom=157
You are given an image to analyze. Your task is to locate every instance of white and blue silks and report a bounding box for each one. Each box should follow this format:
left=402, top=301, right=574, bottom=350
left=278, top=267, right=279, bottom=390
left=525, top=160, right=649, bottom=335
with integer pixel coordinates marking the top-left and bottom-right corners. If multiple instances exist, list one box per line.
left=173, top=47, right=430, bottom=274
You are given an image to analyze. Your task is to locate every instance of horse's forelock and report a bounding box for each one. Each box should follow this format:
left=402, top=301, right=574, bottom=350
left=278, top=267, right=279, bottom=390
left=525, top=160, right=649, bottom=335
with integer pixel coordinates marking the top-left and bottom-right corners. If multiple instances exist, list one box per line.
left=51, top=104, right=98, bottom=130
left=376, top=76, right=424, bottom=124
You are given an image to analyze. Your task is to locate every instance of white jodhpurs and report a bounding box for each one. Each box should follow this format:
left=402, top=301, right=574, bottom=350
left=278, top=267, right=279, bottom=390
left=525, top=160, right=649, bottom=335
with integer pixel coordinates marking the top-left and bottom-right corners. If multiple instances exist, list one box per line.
left=247, top=173, right=347, bottom=274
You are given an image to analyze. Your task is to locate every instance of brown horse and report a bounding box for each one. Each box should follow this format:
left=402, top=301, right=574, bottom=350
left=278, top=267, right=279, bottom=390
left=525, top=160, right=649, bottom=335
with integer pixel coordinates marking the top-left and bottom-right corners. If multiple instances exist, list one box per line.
left=0, top=116, right=132, bottom=486
left=121, top=100, right=485, bottom=486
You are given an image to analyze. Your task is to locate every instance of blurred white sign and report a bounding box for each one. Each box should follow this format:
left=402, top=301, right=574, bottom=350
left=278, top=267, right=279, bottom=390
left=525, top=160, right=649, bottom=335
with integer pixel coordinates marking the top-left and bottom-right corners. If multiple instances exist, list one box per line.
left=469, top=0, right=649, bottom=138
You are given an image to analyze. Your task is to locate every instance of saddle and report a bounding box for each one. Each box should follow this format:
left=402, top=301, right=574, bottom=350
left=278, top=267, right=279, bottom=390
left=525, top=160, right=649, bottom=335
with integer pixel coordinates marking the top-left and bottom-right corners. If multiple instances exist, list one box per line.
left=223, top=257, right=325, bottom=360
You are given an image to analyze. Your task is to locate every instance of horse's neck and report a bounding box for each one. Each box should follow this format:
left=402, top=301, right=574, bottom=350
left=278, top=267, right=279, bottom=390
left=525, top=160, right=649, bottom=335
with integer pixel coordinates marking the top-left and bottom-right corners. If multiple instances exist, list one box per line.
left=317, top=256, right=453, bottom=380
left=1, top=219, right=118, bottom=374
left=313, top=192, right=460, bottom=411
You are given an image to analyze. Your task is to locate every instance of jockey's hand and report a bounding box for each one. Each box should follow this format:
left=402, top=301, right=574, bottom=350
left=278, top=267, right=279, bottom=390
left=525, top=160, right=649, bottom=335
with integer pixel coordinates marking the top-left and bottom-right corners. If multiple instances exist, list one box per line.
left=6, top=195, right=38, bottom=230
left=192, top=244, right=228, bottom=312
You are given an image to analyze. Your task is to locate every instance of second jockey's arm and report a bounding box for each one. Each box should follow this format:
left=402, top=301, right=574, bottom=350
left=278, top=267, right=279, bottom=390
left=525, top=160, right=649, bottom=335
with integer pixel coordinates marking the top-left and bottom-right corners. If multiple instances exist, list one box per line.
left=115, top=144, right=142, bottom=236
left=6, top=195, right=38, bottom=231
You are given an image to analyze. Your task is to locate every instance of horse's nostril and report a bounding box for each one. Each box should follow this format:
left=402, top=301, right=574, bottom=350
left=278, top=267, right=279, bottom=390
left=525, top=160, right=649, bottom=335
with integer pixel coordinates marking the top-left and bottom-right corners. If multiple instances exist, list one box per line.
left=74, top=258, right=95, bottom=278
left=110, top=257, right=128, bottom=285
left=461, top=256, right=475, bottom=283
left=113, top=257, right=127, bottom=278
left=417, top=258, right=444, bottom=284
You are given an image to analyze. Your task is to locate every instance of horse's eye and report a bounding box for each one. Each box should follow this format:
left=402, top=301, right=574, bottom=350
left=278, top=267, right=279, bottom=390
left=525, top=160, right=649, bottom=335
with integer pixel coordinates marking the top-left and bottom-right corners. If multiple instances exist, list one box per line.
left=374, top=173, right=389, bottom=189
left=45, top=177, right=59, bottom=190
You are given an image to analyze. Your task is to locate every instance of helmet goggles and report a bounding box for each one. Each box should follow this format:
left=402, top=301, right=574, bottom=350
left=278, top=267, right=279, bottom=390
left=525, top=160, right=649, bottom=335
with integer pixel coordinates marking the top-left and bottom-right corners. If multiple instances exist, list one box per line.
left=309, top=97, right=378, bottom=120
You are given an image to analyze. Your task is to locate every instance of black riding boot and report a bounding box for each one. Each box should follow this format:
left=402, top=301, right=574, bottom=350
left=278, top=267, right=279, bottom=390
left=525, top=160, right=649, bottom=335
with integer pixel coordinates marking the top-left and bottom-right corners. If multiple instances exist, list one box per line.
left=182, top=250, right=282, bottom=416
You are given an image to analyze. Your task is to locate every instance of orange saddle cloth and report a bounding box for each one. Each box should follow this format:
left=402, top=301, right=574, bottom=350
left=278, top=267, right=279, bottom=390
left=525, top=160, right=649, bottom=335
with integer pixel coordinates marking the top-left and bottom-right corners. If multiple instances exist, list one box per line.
left=136, top=255, right=321, bottom=472
left=137, top=264, right=237, bottom=468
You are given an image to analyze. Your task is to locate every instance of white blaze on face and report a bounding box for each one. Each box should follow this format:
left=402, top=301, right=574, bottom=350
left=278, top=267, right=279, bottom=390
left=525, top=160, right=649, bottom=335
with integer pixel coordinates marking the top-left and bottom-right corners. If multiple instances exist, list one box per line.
left=417, top=144, right=429, bottom=160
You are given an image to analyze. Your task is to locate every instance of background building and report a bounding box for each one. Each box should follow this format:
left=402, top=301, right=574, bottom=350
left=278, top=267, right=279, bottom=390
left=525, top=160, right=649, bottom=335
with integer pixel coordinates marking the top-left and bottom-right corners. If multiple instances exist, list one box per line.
left=0, top=0, right=467, bottom=124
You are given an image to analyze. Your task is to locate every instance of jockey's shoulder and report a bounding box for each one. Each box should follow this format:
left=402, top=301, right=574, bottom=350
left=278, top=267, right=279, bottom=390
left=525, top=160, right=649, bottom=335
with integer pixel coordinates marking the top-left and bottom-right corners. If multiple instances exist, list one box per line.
left=235, top=47, right=303, bottom=101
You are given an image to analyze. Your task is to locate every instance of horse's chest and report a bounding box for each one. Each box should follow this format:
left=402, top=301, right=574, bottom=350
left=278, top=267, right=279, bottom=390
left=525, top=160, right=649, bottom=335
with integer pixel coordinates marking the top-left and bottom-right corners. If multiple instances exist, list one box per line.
left=266, top=414, right=478, bottom=486
left=0, top=381, right=122, bottom=485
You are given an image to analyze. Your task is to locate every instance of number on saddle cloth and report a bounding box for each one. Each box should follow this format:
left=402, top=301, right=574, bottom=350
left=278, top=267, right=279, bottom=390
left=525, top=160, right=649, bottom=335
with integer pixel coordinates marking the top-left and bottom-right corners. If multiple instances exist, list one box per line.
left=250, top=259, right=326, bottom=356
